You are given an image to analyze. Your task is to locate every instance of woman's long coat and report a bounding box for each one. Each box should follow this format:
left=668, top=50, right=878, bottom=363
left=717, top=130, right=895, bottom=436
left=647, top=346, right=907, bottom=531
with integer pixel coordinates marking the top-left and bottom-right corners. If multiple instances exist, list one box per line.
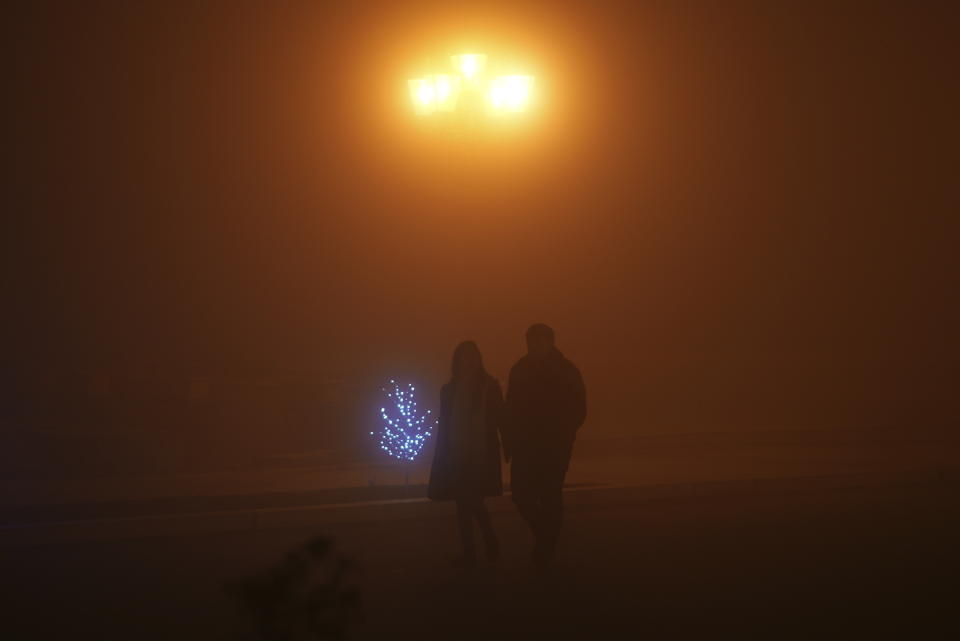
left=427, top=375, right=505, bottom=501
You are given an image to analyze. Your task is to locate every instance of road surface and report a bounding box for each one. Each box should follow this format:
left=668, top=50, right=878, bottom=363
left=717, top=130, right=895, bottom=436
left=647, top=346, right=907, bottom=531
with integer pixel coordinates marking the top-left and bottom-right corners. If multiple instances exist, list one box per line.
left=2, top=469, right=956, bottom=640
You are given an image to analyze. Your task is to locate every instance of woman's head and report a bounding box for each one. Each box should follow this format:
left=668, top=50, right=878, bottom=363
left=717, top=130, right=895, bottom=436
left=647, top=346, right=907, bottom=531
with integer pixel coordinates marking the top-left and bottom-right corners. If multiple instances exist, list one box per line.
left=451, top=340, right=486, bottom=381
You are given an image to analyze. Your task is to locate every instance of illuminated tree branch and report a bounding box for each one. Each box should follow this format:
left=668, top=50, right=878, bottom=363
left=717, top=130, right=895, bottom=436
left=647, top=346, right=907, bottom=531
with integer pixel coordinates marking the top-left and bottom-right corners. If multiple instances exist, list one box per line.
left=372, top=380, right=435, bottom=462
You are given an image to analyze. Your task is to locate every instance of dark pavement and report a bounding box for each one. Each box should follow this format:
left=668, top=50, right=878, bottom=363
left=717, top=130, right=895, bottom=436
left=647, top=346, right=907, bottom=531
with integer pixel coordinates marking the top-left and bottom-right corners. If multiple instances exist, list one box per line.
left=2, top=469, right=957, bottom=640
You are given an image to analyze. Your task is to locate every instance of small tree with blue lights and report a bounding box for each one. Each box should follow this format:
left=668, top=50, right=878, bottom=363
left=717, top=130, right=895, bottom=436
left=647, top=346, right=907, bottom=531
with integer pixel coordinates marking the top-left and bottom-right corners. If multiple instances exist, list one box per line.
left=371, top=380, right=435, bottom=494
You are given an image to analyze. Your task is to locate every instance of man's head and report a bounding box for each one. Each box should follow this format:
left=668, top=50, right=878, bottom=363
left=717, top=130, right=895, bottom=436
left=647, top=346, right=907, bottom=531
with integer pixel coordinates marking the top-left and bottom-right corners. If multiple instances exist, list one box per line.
left=525, top=323, right=556, bottom=359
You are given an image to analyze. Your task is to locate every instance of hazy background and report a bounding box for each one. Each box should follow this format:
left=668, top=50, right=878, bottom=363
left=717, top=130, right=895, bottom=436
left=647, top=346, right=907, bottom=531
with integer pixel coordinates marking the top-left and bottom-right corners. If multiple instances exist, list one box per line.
left=5, top=1, right=957, bottom=478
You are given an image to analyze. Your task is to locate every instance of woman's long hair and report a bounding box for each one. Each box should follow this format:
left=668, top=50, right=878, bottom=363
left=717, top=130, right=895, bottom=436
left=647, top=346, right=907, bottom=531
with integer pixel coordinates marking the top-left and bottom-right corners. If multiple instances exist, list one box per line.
left=449, top=341, right=488, bottom=409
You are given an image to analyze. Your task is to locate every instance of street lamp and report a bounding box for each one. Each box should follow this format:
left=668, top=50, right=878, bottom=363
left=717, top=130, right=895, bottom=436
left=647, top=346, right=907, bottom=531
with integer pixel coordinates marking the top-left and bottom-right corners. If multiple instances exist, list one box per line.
left=408, top=52, right=534, bottom=120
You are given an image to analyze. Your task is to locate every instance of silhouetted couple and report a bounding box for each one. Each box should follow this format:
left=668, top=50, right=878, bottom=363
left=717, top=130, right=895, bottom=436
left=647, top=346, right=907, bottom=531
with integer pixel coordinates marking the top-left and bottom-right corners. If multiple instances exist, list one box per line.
left=427, top=323, right=587, bottom=571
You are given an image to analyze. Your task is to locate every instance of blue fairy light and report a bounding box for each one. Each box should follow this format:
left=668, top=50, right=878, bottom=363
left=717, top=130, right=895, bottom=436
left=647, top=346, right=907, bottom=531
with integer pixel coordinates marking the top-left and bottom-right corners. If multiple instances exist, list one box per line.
left=373, top=380, right=436, bottom=462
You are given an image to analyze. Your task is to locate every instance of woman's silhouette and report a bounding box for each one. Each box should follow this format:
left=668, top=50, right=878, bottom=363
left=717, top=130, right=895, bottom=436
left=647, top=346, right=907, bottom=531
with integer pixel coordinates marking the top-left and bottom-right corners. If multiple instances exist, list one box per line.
left=428, top=341, right=507, bottom=567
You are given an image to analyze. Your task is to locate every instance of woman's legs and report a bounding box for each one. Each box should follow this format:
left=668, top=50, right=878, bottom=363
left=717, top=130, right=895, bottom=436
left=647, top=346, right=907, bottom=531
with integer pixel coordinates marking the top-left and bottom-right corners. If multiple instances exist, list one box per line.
left=474, top=499, right=499, bottom=556
left=455, top=496, right=499, bottom=561
left=455, top=497, right=478, bottom=560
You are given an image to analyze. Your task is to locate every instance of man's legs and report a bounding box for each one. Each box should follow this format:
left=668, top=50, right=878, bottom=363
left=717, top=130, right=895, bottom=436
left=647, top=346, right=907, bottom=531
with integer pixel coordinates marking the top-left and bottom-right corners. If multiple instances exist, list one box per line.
left=510, top=452, right=544, bottom=542
left=455, top=497, right=477, bottom=561
left=512, top=441, right=574, bottom=568
left=537, top=461, right=569, bottom=562
left=534, top=442, right=573, bottom=567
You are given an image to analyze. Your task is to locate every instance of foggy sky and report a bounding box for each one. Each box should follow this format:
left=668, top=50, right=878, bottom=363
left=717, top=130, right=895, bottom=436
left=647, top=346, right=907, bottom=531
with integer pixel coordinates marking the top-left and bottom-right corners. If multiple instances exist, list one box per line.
left=7, top=1, right=958, bottom=434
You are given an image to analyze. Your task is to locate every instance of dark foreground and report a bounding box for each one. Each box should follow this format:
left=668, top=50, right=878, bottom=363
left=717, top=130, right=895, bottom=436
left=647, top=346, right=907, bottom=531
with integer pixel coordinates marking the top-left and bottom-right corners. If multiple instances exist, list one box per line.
left=2, top=470, right=957, bottom=640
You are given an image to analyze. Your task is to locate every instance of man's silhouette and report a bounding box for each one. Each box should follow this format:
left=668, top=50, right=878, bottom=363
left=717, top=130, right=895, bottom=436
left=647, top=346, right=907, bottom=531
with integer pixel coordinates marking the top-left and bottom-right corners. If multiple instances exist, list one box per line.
left=505, top=323, right=586, bottom=569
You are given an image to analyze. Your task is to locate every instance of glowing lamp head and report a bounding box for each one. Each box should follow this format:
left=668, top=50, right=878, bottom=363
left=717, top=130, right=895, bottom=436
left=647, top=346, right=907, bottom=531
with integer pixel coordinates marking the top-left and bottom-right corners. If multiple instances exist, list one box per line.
left=408, top=77, right=435, bottom=116
left=488, top=75, right=534, bottom=114
left=408, top=75, right=461, bottom=115
left=431, top=74, right=460, bottom=112
left=451, top=53, right=487, bottom=86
